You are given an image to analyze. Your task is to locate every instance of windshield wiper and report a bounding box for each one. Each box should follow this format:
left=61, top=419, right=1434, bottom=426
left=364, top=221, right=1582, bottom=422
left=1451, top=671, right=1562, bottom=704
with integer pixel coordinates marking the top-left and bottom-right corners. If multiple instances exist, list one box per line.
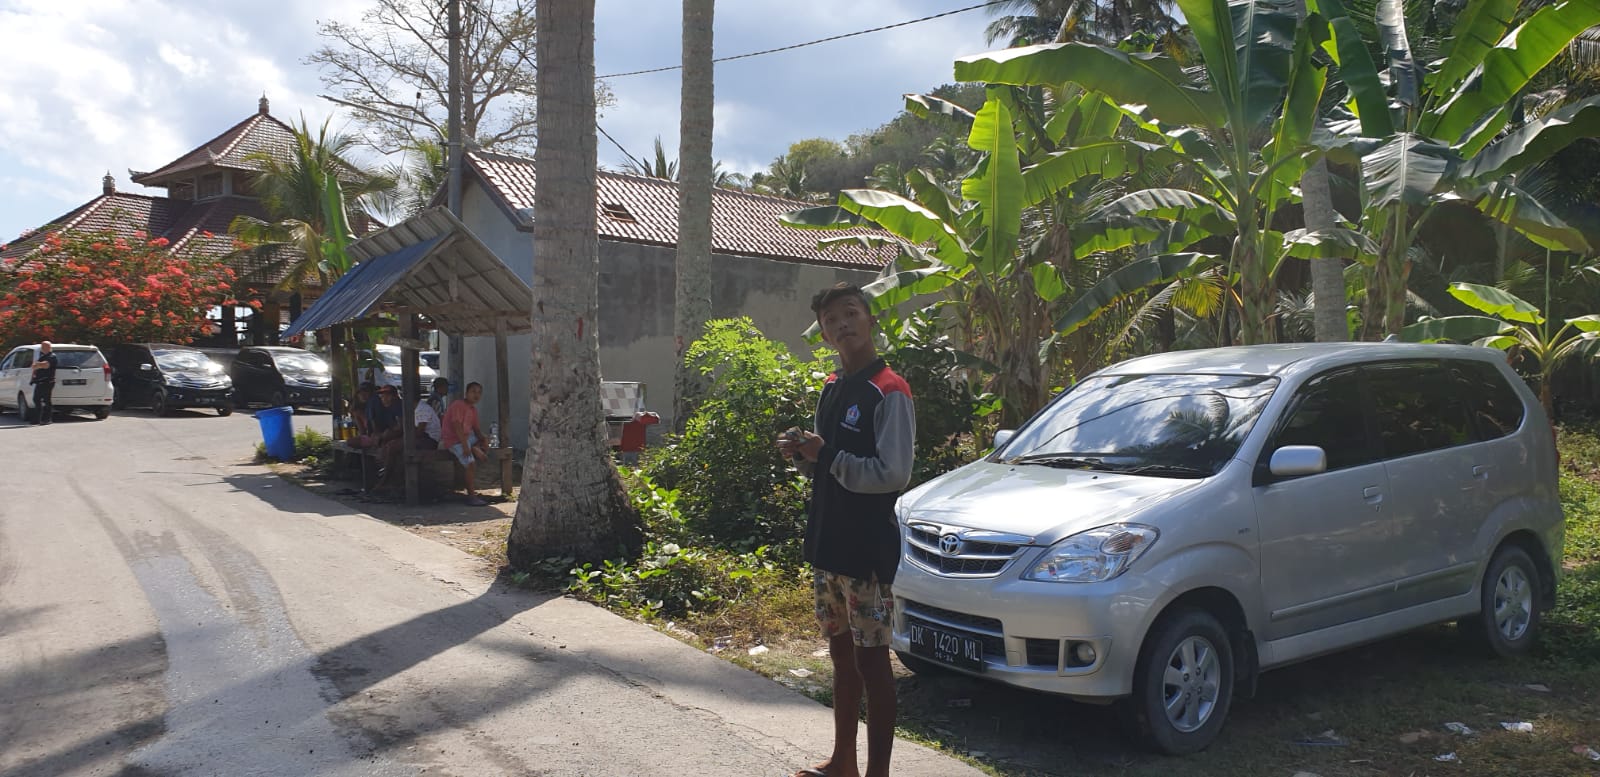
left=1009, top=454, right=1111, bottom=470
left=1110, top=463, right=1214, bottom=479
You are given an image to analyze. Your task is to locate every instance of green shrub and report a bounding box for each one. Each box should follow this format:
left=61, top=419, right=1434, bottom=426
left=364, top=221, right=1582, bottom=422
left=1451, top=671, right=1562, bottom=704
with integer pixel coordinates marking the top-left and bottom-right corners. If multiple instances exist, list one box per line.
left=879, top=307, right=995, bottom=485
left=294, top=427, right=332, bottom=460
left=566, top=542, right=784, bottom=621
left=643, top=318, right=832, bottom=559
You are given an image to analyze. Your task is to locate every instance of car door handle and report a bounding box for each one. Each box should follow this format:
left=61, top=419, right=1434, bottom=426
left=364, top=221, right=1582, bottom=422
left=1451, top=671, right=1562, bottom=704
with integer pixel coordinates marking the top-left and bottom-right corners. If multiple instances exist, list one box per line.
left=1472, top=465, right=1490, bottom=479
left=1362, top=486, right=1383, bottom=504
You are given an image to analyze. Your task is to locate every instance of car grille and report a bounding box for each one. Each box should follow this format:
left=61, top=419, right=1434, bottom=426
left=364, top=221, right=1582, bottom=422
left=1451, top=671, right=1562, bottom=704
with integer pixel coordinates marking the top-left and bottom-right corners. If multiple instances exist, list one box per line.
left=1025, top=638, right=1060, bottom=668
left=903, top=522, right=1032, bottom=578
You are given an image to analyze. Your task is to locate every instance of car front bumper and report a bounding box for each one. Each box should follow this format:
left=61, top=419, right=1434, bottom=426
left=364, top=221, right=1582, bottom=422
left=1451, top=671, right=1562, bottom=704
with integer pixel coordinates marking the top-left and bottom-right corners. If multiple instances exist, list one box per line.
left=285, top=386, right=330, bottom=406
left=890, top=553, right=1160, bottom=700
left=166, top=388, right=235, bottom=407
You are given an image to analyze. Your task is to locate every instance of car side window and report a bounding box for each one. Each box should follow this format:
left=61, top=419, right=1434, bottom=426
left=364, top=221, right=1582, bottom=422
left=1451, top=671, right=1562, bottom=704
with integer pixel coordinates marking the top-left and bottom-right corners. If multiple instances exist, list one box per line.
left=1366, top=362, right=1475, bottom=459
left=1455, top=360, right=1526, bottom=440
left=1270, top=369, right=1376, bottom=472
left=0, top=353, right=13, bottom=371
left=14, top=351, right=32, bottom=369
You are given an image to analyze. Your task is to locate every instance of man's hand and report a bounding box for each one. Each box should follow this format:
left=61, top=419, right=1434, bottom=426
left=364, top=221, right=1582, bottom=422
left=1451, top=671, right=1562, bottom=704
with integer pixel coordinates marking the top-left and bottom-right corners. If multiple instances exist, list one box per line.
left=776, top=430, right=824, bottom=463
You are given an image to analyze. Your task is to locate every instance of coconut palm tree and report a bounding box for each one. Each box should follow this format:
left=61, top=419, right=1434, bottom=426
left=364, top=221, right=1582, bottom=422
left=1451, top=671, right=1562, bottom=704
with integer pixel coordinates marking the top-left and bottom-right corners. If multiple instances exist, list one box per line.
left=228, top=118, right=394, bottom=291
left=675, top=0, right=715, bottom=430
left=383, top=137, right=448, bottom=218
left=985, top=0, right=1186, bottom=56
left=507, top=0, right=641, bottom=565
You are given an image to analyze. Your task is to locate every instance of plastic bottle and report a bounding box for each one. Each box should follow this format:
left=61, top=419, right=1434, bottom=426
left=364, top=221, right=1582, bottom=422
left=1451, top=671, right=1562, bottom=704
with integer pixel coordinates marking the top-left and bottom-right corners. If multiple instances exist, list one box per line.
left=489, top=422, right=500, bottom=449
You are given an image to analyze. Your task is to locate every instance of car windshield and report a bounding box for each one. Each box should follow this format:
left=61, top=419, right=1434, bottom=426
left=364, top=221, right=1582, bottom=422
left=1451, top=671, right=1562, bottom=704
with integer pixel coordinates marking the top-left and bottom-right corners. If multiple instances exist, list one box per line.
left=376, top=348, right=401, bottom=367
left=1000, top=373, right=1279, bottom=477
left=54, top=349, right=103, bottom=368
left=274, top=352, right=328, bottom=373
left=154, top=349, right=215, bottom=373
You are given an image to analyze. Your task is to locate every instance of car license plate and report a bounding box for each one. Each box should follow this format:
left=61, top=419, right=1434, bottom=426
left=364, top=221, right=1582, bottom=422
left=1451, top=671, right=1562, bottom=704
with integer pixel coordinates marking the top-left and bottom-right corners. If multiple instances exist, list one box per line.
left=908, top=620, right=985, bottom=672
left=63, top=379, right=86, bottom=386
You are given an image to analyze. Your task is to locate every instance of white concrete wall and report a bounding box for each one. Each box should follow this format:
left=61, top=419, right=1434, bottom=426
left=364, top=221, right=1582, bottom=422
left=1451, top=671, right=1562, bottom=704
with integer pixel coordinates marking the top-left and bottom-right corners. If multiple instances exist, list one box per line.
left=450, top=177, right=875, bottom=449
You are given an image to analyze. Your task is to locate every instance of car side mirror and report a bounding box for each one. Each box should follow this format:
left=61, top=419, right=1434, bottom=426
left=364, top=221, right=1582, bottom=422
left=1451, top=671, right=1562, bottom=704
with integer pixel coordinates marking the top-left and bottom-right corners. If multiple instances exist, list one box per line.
left=1269, top=445, right=1327, bottom=478
left=993, top=429, right=1015, bottom=450
left=139, top=363, right=154, bottom=372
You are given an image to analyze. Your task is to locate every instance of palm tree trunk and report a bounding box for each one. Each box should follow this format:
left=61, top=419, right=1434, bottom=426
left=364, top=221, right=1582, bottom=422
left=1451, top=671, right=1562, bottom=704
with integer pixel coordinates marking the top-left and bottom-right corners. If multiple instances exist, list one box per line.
left=508, top=0, right=641, bottom=566
left=674, top=0, right=715, bottom=431
left=1304, top=157, right=1347, bottom=341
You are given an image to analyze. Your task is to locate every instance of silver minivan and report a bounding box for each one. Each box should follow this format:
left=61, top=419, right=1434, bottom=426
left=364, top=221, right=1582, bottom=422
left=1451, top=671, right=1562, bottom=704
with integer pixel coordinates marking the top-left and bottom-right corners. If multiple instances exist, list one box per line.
left=890, top=343, right=1562, bottom=754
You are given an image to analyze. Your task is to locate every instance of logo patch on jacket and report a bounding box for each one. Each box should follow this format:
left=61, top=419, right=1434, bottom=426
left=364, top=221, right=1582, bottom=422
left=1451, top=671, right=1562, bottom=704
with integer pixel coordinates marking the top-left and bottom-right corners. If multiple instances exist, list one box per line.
left=842, top=404, right=861, bottom=430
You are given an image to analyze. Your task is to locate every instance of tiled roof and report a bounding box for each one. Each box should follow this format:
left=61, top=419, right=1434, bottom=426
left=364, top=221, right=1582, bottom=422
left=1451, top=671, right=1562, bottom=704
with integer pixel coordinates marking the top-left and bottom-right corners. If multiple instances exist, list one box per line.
left=467, top=150, right=895, bottom=271
left=130, top=113, right=298, bottom=186
left=0, top=192, right=299, bottom=288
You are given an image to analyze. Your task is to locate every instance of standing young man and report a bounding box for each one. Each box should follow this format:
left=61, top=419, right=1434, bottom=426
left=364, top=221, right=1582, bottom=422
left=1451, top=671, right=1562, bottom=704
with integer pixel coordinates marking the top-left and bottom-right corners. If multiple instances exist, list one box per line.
left=777, top=283, right=915, bottom=777
left=30, top=341, right=59, bottom=425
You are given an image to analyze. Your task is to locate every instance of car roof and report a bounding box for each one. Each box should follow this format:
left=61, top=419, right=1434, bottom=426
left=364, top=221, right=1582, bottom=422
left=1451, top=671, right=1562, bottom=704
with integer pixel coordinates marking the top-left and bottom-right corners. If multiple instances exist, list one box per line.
left=251, top=346, right=312, bottom=353
left=15, top=343, right=97, bottom=349
left=145, top=343, right=200, bottom=352
left=1097, top=342, right=1506, bottom=379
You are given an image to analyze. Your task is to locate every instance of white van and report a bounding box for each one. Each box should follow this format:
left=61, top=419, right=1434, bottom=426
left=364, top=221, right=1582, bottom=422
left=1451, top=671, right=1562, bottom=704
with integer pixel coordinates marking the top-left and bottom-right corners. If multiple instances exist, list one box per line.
left=0, top=343, right=115, bottom=421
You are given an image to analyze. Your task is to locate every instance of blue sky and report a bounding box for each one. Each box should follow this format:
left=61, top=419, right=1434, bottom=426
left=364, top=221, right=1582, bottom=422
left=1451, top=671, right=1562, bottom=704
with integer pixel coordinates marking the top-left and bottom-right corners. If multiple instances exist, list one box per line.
left=0, top=0, right=994, bottom=242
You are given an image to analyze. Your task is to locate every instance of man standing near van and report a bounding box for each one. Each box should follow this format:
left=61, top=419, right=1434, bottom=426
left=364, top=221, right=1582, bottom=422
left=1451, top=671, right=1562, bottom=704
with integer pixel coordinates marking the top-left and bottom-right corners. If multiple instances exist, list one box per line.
left=30, top=340, right=58, bottom=425
left=777, top=283, right=915, bottom=777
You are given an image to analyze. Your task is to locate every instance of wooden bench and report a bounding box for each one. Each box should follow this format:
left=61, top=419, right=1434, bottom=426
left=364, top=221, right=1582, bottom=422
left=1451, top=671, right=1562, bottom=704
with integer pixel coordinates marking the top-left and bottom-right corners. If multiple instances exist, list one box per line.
left=330, top=439, right=515, bottom=500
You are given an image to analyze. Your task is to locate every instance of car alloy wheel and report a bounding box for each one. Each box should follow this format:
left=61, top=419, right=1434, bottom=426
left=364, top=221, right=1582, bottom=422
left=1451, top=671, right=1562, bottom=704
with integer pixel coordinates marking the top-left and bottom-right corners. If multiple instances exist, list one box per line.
left=1122, top=608, right=1234, bottom=755
left=1463, top=544, right=1542, bottom=658
left=1163, top=635, right=1223, bottom=733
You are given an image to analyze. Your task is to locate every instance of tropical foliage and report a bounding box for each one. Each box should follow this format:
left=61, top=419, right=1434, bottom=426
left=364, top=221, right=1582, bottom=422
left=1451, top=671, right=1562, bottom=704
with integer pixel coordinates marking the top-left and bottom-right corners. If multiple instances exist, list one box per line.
left=0, top=228, right=238, bottom=348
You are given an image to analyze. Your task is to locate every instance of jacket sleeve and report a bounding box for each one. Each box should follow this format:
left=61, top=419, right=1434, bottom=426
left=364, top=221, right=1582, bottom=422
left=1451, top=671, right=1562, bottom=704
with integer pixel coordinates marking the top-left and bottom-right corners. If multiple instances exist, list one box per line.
left=820, top=391, right=915, bottom=494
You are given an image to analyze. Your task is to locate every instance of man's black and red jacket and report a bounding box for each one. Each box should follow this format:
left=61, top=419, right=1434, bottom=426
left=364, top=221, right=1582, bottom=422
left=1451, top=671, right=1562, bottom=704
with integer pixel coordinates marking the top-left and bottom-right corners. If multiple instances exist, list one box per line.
left=802, top=357, right=915, bottom=584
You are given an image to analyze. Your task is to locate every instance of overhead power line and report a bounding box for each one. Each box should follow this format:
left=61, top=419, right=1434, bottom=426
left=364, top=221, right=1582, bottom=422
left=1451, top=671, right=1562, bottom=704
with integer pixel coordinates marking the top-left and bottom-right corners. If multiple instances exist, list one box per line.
left=596, top=0, right=1007, bottom=80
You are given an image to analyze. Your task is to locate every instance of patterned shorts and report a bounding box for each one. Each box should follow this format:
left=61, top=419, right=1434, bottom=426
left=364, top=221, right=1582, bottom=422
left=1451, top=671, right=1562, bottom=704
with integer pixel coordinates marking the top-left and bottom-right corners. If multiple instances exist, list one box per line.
left=814, top=570, right=895, bottom=648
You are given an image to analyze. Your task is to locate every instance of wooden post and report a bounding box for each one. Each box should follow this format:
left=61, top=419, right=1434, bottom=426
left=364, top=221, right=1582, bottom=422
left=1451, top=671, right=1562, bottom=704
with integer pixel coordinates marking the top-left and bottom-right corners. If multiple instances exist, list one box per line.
left=494, top=318, right=513, bottom=496
left=401, top=315, right=420, bottom=506
left=329, top=324, right=345, bottom=440
left=265, top=301, right=282, bottom=345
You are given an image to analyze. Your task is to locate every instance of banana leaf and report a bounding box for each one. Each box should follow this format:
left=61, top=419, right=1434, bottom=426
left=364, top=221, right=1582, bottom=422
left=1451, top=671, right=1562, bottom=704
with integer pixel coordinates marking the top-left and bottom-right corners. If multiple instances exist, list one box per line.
left=1019, top=141, right=1180, bottom=209
left=835, top=189, right=972, bottom=266
left=779, top=205, right=865, bottom=229
left=953, top=43, right=1226, bottom=130
left=1424, top=0, right=1600, bottom=144
left=1307, top=0, right=1394, bottom=136
left=1268, top=12, right=1330, bottom=166
left=1458, top=96, right=1600, bottom=183
left=1361, top=133, right=1459, bottom=212
left=1467, top=181, right=1592, bottom=254
left=1089, top=188, right=1235, bottom=234
left=1374, top=0, right=1421, bottom=108
left=1399, top=315, right=1508, bottom=342
left=1280, top=227, right=1380, bottom=262
left=1054, top=253, right=1216, bottom=335
left=1448, top=282, right=1544, bottom=325
left=1428, top=0, right=1517, bottom=98
left=1070, top=217, right=1213, bottom=258
left=903, top=93, right=976, bottom=123
left=963, top=93, right=1023, bottom=274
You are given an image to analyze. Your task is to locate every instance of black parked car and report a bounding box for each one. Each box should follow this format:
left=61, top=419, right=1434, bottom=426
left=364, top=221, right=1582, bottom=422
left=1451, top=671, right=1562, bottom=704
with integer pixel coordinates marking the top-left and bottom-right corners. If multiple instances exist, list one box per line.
left=110, top=343, right=236, bottom=416
left=231, top=346, right=331, bottom=410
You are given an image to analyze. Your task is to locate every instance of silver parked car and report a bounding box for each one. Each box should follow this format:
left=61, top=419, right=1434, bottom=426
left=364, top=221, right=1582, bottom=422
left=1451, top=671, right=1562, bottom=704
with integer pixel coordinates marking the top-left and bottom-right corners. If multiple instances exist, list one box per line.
left=890, top=343, right=1562, bottom=754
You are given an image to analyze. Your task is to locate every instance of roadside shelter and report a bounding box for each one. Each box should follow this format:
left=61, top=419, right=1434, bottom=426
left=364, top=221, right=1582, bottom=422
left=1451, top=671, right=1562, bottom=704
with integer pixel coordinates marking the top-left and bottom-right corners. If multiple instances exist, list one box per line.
left=284, top=207, right=528, bottom=505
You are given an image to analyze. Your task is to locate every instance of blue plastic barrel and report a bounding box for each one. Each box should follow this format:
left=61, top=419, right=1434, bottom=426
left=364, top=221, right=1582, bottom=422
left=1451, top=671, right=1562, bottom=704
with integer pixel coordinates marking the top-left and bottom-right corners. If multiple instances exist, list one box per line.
left=256, top=406, right=295, bottom=460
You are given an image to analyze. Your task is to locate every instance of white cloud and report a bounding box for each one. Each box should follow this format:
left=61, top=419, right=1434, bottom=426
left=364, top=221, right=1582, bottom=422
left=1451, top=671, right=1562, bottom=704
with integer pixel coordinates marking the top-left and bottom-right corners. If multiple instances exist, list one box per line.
left=0, top=0, right=995, bottom=240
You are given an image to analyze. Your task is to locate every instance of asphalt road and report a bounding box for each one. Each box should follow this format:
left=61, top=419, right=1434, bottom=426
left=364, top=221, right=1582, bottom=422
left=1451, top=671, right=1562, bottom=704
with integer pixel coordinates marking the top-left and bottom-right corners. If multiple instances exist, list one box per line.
left=0, top=407, right=984, bottom=777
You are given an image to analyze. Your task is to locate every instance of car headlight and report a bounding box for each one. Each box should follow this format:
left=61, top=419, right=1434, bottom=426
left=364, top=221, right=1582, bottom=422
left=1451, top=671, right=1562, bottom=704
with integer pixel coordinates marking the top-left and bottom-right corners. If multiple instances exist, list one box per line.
left=1023, top=524, right=1159, bottom=583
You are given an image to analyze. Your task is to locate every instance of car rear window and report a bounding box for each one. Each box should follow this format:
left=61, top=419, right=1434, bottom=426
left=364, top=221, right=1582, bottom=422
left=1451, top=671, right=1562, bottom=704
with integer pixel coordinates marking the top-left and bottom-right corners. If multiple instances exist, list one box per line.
left=54, top=349, right=104, bottom=369
left=1454, top=360, right=1526, bottom=439
left=1366, top=362, right=1476, bottom=458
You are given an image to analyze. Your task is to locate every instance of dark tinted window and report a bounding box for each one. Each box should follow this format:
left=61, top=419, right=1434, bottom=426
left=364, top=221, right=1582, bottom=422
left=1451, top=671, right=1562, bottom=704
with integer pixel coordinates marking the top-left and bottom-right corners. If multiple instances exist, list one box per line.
left=1455, top=360, right=1526, bottom=439
left=1273, top=369, right=1376, bottom=471
left=1366, top=362, right=1475, bottom=458
left=11, top=350, right=31, bottom=369
left=53, top=349, right=103, bottom=368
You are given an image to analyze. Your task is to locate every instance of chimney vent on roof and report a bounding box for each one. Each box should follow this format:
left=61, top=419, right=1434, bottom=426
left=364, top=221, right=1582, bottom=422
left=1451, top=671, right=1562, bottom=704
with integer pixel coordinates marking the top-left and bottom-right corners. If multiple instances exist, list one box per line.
left=102, top=172, right=115, bottom=195
left=259, top=94, right=270, bottom=115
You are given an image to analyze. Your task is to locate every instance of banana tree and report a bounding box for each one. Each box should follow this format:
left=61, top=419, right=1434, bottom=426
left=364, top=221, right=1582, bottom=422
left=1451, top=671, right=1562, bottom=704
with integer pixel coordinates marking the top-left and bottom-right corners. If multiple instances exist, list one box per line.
left=1401, top=281, right=1600, bottom=415
left=1313, top=0, right=1600, bottom=337
left=782, top=86, right=1174, bottom=425
left=954, top=0, right=1357, bottom=345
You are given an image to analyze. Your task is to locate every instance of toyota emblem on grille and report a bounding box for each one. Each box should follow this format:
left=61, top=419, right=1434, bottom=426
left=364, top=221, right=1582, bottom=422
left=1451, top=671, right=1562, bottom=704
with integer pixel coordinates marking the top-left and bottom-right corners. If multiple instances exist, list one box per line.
left=939, top=533, right=963, bottom=556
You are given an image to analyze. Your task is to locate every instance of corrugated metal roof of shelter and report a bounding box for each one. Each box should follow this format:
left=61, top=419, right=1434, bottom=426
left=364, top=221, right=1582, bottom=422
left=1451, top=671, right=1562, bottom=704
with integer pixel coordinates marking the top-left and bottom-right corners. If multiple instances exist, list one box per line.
left=284, top=208, right=531, bottom=339
left=466, top=150, right=895, bottom=271
left=130, top=111, right=298, bottom=187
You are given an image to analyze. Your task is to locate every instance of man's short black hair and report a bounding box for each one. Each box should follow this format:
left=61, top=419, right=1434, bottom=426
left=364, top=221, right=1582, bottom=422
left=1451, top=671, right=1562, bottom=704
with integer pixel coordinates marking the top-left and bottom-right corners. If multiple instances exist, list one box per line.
left=466, top=381, right=483, bottom=393
left=810, top=282, right=872, bottom=323
left=432, top=377, right=450, bottom=390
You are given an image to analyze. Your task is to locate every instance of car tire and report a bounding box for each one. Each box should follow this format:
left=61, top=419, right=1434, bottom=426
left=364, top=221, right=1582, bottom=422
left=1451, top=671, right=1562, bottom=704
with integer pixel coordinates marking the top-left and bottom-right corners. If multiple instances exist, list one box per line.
left=17, top=392, right=33, bottom=424
left=270, top=390, right=287, bottom=408
left=1461, top=544, right=1542, bottom=659
left=94, top=407, right=109, bottom=420
left=1120, top=608, right=1234, bottom=755
left=894, top=649, right=951, bottom=677
left=217, top=400, right=234, bottom=417
left=151, top=390, right=169, bottom=417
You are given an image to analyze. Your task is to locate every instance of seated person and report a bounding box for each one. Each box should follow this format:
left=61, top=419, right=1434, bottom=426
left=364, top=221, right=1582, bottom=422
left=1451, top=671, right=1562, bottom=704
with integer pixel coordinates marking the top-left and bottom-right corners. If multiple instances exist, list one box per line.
left=373, top=391, right=442, bottom=496
left=350, top=383, right=375, bottom=440
left=367, top=384, right=403, bottom=444
left=441, top=382, right=491, bottom=507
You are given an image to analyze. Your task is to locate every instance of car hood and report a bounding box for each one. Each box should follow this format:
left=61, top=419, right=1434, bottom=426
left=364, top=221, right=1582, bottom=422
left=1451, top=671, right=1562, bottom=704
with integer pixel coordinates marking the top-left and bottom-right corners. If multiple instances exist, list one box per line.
left=168, top=370, right=231, bottom=387
left=284, top=370, right=331, bottom=385
left=900, top=460, right=1207, bottom=544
